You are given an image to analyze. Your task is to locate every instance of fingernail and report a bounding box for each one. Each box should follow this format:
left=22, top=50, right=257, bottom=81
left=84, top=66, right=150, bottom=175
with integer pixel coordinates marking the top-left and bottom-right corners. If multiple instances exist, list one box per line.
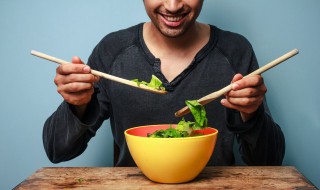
left=83, top=66, right=90, bottom=73
left=221, top=99, right=226, bottom=105
left=232, top=83, right=239, bottom=90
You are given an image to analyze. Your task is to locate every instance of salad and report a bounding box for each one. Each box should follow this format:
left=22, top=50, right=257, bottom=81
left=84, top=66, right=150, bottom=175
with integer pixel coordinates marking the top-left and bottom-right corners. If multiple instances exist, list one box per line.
left=148, top=100, right=208, bottom=138
left=132, top=75, right=166, bottom=91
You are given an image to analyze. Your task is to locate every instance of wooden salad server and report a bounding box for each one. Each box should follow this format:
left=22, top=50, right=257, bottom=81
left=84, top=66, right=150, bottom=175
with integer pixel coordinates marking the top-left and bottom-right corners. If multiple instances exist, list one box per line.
left=175, top=49, right=299, bottom=117
left=31, top=50, right=168, bottom=94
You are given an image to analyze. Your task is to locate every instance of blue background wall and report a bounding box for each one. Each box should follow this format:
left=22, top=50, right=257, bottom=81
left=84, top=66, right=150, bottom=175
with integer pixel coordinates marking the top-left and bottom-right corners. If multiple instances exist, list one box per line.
left=0, top=0, right=319, bottom=189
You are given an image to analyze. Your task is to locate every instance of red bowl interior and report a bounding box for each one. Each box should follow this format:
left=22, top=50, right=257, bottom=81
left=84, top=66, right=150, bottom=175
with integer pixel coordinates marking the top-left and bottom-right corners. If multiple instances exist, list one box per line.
left=126, top=125, right=217, bottom=137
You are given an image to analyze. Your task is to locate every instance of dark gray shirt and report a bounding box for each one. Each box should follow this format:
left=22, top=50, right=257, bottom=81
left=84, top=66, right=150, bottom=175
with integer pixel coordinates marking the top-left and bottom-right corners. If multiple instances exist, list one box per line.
left=43, top=23, right=285, bottom=166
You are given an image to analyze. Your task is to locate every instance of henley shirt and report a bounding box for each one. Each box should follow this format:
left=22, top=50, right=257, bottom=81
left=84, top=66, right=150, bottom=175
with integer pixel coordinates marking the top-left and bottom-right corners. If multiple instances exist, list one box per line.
left=43, top=23, right=285, bottom=166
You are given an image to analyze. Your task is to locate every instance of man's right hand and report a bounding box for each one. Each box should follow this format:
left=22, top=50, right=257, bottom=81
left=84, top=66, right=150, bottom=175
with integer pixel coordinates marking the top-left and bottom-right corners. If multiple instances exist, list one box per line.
left=54, top=56, right=100, bottom=107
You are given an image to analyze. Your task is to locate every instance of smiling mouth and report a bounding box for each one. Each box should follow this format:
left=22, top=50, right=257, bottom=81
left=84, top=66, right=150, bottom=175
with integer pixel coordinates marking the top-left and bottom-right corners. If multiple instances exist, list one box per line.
left=160, top=13, right=187, bottom=27
left=162, top=15, right=184, bottom=22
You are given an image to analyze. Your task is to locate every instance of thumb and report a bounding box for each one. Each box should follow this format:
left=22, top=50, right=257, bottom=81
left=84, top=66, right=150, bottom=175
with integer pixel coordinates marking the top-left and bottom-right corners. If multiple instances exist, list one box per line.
left=71, top=56, right=84, bottom=64
left=71, top=56, right=91, bottom=73
left=231, top=73, right=243, bottom=83
left=231, top=73, right=243, bottom=91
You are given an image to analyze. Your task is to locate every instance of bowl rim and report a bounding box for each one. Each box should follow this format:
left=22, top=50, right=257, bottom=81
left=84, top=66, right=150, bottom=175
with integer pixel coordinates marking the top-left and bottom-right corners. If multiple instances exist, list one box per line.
left=124, top=124, right=218, bottom=139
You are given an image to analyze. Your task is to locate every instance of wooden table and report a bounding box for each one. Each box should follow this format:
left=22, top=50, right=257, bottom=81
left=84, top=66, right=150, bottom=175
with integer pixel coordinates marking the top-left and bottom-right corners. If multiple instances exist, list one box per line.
left=14, top=166, right=317, bottom=189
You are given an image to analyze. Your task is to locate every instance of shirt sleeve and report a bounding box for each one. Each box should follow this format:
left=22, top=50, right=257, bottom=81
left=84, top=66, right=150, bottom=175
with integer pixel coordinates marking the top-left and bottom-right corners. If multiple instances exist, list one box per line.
left=42, top=90, right=104, bottom=163
left=226, top=100, right=285, bottom=165
left=218, top=31, right=285, bottom=165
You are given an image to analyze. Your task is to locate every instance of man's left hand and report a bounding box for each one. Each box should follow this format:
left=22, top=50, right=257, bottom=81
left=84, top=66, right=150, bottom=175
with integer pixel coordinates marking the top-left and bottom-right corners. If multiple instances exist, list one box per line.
left=221, top=74, right=267, bottom=122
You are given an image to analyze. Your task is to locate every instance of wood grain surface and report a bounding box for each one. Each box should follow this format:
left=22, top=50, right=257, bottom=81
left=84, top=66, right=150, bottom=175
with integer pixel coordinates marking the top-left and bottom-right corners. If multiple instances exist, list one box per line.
left=14, top=166, right=317, bottom=190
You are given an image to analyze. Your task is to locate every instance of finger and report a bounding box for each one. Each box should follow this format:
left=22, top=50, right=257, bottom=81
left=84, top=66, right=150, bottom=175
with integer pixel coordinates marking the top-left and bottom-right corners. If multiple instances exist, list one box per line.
left=56, top=64, right=91, bottom=75
left=223, top=74, right=243, bottom=96
left=221, top=98, right=242, bottom=110
left=221, top=98, right=260, bottom=114
left=61, top=89, right=95, bottom=106
left=94, top=75, right=100, bottom=83
left=232, top=75, right=264, bottom=91
left=71, top=57, right=91, bottom=75
left=54, top=72, right=93, bottom=86
left=57, top=82, right=94, bottom=94
left=63, top=73, right=97, bottom=84
left=227, top=87, right=260, bottom=97
left=226, top=96, right=262, bottom=107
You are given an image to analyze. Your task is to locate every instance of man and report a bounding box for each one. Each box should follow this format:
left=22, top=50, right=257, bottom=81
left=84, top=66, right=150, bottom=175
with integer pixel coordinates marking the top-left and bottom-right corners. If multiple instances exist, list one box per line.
left=44, top=0, right=285, bottom=166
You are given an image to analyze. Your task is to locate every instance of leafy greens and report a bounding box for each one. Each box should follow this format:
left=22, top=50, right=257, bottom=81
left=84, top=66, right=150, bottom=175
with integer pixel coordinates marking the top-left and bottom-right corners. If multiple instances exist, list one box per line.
left=132, top=75, right=165, bottom=91
left=148, top=100, right=208, bottom=138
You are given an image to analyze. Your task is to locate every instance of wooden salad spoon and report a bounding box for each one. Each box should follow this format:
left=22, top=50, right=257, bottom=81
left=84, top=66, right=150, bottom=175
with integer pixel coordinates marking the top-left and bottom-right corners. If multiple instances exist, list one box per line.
left=31, top=50, right=168, bottom=94
left=175, top=49, right=299, bottom=117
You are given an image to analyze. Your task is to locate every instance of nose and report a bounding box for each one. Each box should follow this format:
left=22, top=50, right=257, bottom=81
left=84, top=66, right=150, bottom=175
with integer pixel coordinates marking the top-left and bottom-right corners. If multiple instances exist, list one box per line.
left=163, top=0, right=183, bottom=13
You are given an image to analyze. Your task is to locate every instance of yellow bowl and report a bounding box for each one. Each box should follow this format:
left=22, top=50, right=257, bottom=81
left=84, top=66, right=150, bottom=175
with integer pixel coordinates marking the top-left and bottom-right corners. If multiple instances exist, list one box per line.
left=124, top=124, right=218, bottom=183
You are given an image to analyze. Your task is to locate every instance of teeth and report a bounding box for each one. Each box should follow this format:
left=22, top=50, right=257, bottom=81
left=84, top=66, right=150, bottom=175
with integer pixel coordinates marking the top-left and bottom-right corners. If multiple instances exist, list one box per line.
left=164, top=15, right=183, bottom=22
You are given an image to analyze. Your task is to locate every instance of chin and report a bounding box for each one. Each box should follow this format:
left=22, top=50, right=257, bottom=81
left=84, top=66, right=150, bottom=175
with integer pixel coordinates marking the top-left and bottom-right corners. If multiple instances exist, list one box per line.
left=157, top=23, right=190, bottom=38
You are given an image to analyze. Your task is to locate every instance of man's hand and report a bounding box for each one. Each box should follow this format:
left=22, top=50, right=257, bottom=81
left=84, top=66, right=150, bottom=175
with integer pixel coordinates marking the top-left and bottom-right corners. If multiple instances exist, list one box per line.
left=54, top=56, right=99, bottom=116
left=221, top=74, right=267, bottom=122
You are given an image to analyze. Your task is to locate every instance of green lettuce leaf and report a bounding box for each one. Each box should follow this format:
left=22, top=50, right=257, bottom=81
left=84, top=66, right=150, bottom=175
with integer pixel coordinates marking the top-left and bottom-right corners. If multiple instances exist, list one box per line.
left=185, top=100, right=208, bottom=130
left=147, top=126, right=189, bottom=138
left=148, top=100, right=208, bottom=138
left=132, top=75, right=165, bottom=91
left=176, top=118, right=194, bottom=135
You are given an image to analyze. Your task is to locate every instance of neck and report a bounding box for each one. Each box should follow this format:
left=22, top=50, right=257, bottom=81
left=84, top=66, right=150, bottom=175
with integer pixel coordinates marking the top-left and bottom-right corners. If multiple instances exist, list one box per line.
left=143, top=21, right=210, bottom=82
